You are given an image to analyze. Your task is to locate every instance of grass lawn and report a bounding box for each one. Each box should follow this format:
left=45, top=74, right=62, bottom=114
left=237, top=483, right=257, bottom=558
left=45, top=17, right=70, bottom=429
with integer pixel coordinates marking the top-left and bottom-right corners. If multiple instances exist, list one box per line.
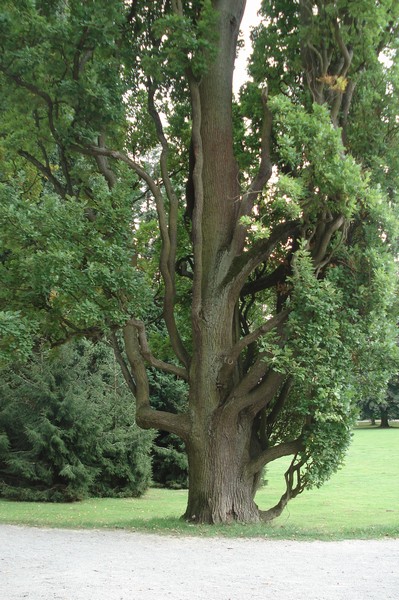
left=0, top=425, right=398, bottom=540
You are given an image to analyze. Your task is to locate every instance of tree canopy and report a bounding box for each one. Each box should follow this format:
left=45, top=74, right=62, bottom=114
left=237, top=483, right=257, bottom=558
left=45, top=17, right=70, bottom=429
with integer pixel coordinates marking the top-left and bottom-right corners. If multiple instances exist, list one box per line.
left=0, top=0, right=398, bottom=523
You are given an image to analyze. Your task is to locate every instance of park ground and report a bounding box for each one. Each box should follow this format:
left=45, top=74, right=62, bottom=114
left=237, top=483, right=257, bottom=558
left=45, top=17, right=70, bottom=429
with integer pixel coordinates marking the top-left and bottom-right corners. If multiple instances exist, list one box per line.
left=1, top=524, right=398, bottom=600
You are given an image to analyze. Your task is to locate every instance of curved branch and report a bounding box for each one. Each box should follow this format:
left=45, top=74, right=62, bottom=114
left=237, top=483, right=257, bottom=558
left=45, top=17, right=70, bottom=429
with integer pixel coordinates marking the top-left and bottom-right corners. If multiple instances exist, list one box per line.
left=147, top=82, right=179, bottom=278
left=123, top=321, right=190, bottom=440
left=128, top=318, right=188, bottom=380
left=259, top=453, right=307, bottom=522
left=247, top=438, right=304, bottom=476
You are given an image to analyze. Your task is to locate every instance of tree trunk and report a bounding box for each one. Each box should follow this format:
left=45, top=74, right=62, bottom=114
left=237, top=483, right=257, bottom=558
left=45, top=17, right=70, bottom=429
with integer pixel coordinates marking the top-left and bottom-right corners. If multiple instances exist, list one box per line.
left=183, top=411, right=261, bottom=523
left=380, top=407, right=390, bottom=428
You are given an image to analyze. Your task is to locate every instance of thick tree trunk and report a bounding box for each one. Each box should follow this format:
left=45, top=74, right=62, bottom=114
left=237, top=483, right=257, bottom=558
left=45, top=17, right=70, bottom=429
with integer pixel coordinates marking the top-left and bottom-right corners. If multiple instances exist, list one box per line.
left=183, top=413, right=261, bottom=523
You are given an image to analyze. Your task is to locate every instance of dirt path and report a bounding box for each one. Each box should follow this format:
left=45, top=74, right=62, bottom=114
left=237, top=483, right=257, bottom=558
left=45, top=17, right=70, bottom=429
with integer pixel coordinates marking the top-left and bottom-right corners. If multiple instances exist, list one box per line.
left=1, top=525, right=398, bottom=600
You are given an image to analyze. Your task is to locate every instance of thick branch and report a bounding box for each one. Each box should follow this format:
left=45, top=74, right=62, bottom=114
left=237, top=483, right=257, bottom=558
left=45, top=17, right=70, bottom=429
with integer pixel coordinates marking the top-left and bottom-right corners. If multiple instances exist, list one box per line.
left=95, top=135, right=118, bottom=189
left=128, top=318, right=188, bottom=380
left=225, top=368, right=283, bottom=417
left=188, top=78, right=204, bottom=328
left=72, top=27, right=93, bottom=80
left=247, top=438, right=304, bottom=476
left=123, top=321, right=190, bottom=440
left=241, top=262, right=288, bottom=296
left=311, top=214, right=344, bottom=266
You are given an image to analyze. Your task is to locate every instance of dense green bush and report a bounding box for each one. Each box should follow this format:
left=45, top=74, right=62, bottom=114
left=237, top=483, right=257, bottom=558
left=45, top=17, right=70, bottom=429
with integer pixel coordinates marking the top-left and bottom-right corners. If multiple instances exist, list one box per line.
left=149, top=370, right=188, bottom=489
left=0, top=340, right=153, bottom=501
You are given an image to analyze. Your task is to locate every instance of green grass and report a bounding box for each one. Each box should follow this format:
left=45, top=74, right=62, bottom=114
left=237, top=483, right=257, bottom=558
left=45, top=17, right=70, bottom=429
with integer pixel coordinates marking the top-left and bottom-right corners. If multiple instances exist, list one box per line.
left=0, top=426, right=398, bottom=540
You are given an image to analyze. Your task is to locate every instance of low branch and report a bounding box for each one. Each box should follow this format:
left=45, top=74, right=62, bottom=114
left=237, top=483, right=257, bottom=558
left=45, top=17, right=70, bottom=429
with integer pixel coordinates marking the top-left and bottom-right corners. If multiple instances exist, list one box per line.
left=128, top=318, right=188, bottom=380
left=259, top=453, right=307, bottom=522
left=247, top=437, right=304, bottom=476
left=123, top=321, right=190, bottom=440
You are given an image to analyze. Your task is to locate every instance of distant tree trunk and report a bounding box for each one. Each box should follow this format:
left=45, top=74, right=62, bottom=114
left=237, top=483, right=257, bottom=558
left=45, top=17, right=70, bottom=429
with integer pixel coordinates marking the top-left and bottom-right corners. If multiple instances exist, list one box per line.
left=380, top=407, right=390, bottom=428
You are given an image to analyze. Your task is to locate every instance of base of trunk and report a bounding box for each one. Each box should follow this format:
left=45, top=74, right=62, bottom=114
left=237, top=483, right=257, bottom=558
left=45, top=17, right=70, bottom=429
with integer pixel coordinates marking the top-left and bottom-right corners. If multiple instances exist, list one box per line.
left=183, top=494, right=261, bottom=524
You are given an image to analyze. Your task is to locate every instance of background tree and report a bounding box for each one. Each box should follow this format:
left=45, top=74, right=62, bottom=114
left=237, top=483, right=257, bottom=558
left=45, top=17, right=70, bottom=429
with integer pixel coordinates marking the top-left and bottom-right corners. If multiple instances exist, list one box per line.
left=0, top=0, right=398, bottom=522
left=0, top=340, right=153, bottom=501
left=360, top=374, right=399, bottom=427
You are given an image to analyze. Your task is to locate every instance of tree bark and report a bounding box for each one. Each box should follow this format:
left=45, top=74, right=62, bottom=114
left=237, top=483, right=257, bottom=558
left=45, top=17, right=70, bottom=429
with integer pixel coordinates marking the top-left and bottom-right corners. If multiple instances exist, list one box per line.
left=184, top=409, right=261, bottom=523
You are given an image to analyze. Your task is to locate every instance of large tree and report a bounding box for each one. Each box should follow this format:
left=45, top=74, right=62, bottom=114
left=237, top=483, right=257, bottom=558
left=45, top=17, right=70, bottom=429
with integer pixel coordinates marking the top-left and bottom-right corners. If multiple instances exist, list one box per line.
left=0, top=0, right=398, bottom=522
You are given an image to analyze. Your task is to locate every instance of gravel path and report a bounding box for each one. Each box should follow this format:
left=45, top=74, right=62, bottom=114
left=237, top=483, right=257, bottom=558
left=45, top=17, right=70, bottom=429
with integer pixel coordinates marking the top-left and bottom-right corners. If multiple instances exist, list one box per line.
left=1, top=525, right=398, bottom=600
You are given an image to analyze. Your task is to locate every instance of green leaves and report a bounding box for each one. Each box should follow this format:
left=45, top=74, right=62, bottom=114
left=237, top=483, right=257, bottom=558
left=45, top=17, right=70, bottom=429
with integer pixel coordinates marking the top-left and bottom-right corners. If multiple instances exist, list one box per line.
left=0, top=174, right=151, bottom=346
left=151, top=0, right=218, bottom=81
left=270, top=96, right=364, bottom=219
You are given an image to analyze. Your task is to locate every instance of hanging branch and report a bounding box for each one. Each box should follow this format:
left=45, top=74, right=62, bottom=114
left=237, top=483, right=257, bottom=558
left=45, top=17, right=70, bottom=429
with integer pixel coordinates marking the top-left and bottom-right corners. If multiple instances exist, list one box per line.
left=109, top=331, right=137, bottom=397
left=259, top=453, right=307, bottom=522
left=17, top=150, right=66, bottom=198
